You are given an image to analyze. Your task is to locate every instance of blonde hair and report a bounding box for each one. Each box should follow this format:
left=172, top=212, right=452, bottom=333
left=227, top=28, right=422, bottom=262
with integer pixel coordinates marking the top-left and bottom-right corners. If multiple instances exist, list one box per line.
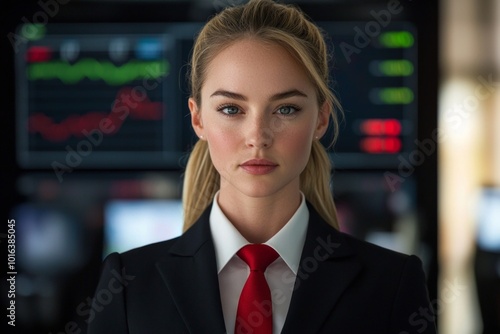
left=183, top=0, right=341, bottom=231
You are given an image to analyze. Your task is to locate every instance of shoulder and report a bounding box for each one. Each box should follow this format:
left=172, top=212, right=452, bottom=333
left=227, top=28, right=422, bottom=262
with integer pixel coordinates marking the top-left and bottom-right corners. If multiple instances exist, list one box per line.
left=307, top=201, right=419, bottom=267
left=102, top=205, right=213, bottom=272
left=93, top=236, right=185, bottom=299
left=99, top=236, right=181, bottom=275
left=306, top=205, right=423, bottom=273
left=333, top=231, right=434, bottom=332
left=341, top=230, right=419, bottom=264
left=341, top=231, right=425, bottom=281
left=119, top=236, right=181, bottom=266
left=308, top=212, right=425, bottom=282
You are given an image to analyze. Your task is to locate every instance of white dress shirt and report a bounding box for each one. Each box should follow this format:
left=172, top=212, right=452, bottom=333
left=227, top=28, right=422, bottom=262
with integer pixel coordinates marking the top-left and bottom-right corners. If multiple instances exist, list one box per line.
left=209, top=191, right=309, bottom=334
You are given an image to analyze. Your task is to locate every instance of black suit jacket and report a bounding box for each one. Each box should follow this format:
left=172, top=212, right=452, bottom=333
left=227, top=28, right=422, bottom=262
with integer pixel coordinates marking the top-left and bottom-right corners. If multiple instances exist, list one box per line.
left=87, top=203, right=436, bottom=333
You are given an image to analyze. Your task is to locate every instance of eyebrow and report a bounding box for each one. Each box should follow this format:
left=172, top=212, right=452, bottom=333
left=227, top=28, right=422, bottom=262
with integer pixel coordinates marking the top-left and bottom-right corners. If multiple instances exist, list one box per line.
left=210, top=89, right=308, bottom=101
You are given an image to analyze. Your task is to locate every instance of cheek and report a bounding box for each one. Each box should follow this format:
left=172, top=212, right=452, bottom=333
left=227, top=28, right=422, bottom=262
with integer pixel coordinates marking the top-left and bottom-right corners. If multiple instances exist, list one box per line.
left=281, top=123, right=314, bottom=155
left=205, top=126, right=239, bottom=169
left=276, top=129, right=313, bottom=175
left=206, top=122, right=238, bottom=147
left=289, top=135, right=313, bottom=163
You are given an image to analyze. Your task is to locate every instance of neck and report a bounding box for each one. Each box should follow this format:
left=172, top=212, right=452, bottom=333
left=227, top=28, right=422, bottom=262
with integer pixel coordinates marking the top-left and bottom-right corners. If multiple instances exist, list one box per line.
left=217, top=185, right=302, bottom=243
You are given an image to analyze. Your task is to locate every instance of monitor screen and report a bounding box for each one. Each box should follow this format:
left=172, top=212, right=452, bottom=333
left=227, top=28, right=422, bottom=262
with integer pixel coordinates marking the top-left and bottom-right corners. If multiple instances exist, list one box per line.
left=12, top=203, right=85, bottom=273
left=16, top=21, right=417, bottom=170
left=319, top=21, right=417, bottom=168
left=103, top=199, right=184, bottom=257
left=16, top=23, right=201, bottom=170
left=476, top=186, right=500, bottom=252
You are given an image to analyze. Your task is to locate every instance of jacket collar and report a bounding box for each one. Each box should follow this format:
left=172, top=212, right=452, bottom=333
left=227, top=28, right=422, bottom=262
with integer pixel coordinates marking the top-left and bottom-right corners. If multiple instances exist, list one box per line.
left=156, top=205, right=227, bottom=333
left=156, top=202, right=361, bottom=334
left=281, top=202, right=361, bottom=333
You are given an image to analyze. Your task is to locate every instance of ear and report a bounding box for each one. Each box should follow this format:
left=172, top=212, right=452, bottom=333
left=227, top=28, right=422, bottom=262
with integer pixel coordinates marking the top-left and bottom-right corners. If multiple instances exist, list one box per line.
left=189, top=97, right=204, bottom=139
left=315, top=102, right=330, bottom=139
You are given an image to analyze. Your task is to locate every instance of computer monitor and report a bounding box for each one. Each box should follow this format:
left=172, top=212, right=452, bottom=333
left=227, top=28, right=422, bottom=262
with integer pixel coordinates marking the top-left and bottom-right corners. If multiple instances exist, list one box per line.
left=103, top=199, right=184, bottom=257
left=12, top=203, right=85, bottom=273
left=476, top=186, right=500, bottom=252
left=16, top=21, right=417, bottom=170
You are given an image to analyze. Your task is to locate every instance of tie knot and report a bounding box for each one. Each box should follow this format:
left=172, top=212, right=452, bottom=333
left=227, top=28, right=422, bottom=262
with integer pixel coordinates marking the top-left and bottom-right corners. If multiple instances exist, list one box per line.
left=237, top=244, right=279, bottom=272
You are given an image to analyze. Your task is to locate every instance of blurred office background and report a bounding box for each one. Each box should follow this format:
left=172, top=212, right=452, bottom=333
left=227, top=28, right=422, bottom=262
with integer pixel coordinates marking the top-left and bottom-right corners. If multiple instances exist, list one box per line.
left=0, top=0, right=497, bottom=333
left=439, top=0, right=500, bottom=333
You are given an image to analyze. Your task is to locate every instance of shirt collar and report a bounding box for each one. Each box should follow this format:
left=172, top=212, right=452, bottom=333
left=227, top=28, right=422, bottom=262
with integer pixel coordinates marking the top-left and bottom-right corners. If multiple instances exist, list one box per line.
left=209, top=191, right=309, bottom=275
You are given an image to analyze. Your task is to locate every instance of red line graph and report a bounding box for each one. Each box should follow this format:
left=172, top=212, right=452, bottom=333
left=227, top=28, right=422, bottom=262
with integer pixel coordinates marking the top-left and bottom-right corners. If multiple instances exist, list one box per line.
left=28, top=87, right=163, bottom=143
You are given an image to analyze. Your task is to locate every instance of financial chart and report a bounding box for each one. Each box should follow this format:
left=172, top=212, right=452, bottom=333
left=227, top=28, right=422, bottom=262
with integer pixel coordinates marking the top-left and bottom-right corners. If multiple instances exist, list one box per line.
left=16, top=22, right=417, bottom=169
left=16, top=24, right=180, bottom=169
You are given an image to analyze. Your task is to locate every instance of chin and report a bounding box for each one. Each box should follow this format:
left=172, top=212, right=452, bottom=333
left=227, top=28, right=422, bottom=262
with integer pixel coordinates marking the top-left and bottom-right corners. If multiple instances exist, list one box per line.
left=237, top=180, right=297, bottom=199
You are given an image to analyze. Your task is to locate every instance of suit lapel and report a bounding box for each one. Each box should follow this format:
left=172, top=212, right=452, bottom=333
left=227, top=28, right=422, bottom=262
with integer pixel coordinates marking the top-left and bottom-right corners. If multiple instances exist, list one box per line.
left=155, top=206, right=226, bottom=334
left=281, top=204, right=362, bottom=334
left=154, top=202, right=361, bottom=333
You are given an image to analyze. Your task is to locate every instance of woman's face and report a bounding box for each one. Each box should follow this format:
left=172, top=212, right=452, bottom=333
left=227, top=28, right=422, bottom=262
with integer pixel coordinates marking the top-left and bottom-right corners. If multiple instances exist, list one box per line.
left=189, top=38, right=329, bottom=199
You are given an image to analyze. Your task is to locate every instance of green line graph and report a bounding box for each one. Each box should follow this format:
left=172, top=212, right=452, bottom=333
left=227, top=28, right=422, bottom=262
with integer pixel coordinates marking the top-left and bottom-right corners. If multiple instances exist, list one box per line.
left=28, top=59, right=170, bottom=85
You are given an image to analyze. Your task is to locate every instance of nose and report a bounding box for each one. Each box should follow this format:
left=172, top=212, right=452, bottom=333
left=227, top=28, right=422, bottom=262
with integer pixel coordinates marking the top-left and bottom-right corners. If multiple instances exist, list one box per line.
left=245, top=115, right=273, bottom=149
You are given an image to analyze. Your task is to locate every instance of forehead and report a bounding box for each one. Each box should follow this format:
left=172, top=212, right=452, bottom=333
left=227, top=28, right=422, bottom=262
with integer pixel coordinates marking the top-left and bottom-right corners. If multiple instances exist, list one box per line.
left=202, top=38, right=315, bottom=97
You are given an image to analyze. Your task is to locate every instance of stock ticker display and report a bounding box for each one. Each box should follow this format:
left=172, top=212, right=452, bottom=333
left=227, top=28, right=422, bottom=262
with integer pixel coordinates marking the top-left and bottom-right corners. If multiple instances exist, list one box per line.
left=16, top=24, right=183, bottom=170
left=322, top=21, right=417, bottom=168
left=16, top=22, right=417, bottom=170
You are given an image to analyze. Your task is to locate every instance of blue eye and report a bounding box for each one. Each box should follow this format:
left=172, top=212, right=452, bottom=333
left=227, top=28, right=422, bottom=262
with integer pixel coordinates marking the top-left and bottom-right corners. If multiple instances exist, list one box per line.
left=219, top=105, right=240, bottom=115
left=277, top=105, right=299, bottom=115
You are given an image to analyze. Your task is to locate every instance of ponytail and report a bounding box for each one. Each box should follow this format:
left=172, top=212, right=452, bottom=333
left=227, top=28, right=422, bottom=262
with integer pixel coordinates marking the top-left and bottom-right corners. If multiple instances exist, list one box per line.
left=182, top=140, right=219, bottom=232
left=300, top=140, right=339, bottom=229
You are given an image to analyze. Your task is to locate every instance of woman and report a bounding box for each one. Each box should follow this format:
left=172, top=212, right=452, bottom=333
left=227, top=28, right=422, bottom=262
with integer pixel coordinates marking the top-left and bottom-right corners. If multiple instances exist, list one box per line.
left=88, top=0, right=436, bottom=333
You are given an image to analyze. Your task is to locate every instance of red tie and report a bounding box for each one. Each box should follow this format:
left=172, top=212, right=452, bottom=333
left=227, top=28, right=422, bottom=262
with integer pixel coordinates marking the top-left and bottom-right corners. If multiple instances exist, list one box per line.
left=235, top=244, right=279, bottom=334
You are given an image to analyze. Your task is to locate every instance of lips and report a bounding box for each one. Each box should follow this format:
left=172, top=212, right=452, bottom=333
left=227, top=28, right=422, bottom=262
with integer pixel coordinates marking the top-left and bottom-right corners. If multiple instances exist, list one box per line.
left=240, top=159, right=278, bottom=175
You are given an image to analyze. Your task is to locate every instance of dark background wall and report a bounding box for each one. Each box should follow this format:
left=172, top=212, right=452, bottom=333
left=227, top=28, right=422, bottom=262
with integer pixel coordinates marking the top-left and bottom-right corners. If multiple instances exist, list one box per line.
left=1, top=1, right=438, bottom=333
